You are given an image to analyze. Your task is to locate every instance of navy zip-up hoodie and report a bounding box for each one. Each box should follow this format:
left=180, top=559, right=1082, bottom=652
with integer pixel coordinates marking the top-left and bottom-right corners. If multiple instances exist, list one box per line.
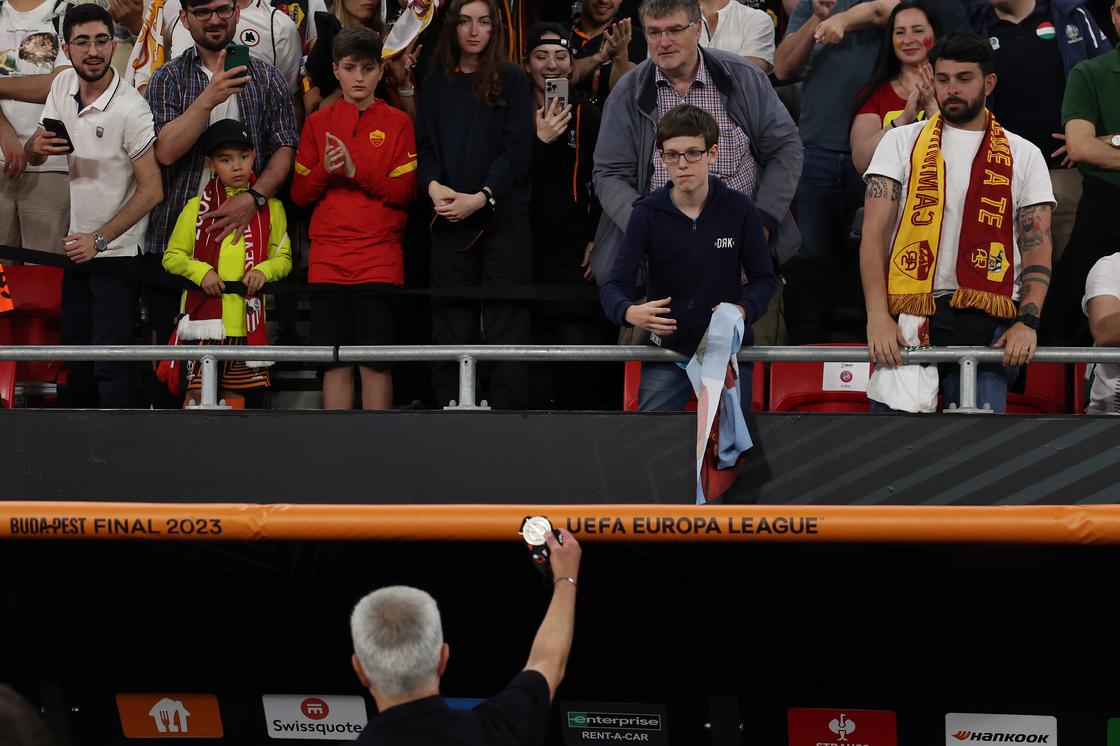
left=600, top=176, right=778, bottom=355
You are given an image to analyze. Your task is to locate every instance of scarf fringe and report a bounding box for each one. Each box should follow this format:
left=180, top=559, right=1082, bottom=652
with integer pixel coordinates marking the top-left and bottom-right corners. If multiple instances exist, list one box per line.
left=888, top=294, right=936, bottom=317
left=176, top=316, right=226, bottom=341
left=950, top=288, right=1017, bottom=319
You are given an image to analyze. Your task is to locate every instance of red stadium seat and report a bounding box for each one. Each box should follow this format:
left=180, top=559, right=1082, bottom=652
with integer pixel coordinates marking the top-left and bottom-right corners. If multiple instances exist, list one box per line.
left=769, top=344, right=873, bottom=412
left=1005, top=362, right=1069, bottom=414
left=1072, top=363, right=1089, bottom=414
left=0, top=265, right=66, bottom=403
left=0, top=359, right=15, bottom=408
left=622, top=360, right=765, bottom=413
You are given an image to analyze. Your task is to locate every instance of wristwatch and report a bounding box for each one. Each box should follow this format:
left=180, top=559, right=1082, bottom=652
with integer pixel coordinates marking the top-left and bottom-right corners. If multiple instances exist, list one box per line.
left=1110, top=134, right=1120, bottom=148
left=246, top=188, right=267, bottom=208
left=1015, top=312, right=1041, bottom=330
left=481, top=187, right=497, bottom=210
left=92, top=232, right=109, bottom=253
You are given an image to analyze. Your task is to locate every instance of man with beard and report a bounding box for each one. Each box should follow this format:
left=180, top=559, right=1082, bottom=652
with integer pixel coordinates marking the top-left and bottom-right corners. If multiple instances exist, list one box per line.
left=568, top=0, right=647, bottom=107
left=143, top=0, right=296, bottom=405
left=860, top=32, right=1055, bottom=413
left=24, top=3, right=163, bottom=407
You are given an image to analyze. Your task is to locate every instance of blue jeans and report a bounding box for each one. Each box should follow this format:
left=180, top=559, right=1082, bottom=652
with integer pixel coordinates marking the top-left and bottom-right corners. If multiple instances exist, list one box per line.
left=795, top=144, right=866, bottom=260
left=637, top=361, right=753, bottom=417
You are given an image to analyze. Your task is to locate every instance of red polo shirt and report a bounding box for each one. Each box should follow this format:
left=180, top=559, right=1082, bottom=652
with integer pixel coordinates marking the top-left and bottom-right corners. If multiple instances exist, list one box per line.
left=292, top=98, right=417, bottom=285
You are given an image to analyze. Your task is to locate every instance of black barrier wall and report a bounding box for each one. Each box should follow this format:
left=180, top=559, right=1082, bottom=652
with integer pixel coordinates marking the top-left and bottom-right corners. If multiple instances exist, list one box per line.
left=1, top=411, right=1119, bottom=504
left=3, top=540, right=1120, bottom=746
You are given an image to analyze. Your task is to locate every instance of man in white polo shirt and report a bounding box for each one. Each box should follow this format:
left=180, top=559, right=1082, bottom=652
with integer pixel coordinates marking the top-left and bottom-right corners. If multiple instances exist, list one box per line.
left=24, top=3, right=163, bottom=407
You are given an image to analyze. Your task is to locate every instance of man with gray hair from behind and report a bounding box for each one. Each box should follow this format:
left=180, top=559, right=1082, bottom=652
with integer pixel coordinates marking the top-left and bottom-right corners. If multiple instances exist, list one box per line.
left=348, top=529, right=582, bottom=744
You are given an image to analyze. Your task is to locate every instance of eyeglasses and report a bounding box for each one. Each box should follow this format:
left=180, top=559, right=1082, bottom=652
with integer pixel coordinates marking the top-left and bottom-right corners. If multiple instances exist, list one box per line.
left=644, top=21, right=696, bottom=41
left=188, top=5, right=236, bottom=21
left=68, top=34, right=113, bottom=50
left=659, top=148, right=708, bottom=165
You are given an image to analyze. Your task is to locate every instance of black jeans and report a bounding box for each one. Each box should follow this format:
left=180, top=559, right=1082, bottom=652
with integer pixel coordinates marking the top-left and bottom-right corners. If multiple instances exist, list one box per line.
left=141, top=251, right=184, bottom=409
left=60, top=265, right=138, bottom=408
left=430, top=215, right=532, bottom=409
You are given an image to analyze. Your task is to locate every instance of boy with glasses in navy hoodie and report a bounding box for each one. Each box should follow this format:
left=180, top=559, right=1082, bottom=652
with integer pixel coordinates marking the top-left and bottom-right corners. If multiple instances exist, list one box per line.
left=599, top=104, right=777, bottom=411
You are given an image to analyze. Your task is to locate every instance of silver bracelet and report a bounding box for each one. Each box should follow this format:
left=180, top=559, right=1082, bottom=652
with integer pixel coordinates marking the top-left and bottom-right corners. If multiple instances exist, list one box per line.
left=554, top=576, right=577, bottom=587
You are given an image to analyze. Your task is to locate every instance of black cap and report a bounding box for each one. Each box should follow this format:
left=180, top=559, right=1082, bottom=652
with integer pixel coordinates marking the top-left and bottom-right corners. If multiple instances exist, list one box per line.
left=523, top=22, right=572, bottom=57
left=200, top=119, right=254, bottom=155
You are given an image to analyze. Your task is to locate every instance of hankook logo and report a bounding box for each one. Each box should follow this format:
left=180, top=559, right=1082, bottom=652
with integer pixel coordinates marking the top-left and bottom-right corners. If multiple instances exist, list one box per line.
left=951, top=732, right=1050, bottom=743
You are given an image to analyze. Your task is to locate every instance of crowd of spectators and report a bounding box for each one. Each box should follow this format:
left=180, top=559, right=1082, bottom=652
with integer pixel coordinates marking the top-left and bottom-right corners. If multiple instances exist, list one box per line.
left=0, top=0, right=1117, bottom=412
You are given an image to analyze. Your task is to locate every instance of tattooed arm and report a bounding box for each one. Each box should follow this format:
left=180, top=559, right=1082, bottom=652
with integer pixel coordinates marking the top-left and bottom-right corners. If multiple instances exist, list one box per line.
left=860, top=174, right=907, bottom=366
left=994, top=202, right=1053, bottom=366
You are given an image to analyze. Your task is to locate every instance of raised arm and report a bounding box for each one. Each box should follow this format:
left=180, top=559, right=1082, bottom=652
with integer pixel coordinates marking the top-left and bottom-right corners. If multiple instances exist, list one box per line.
left=813, top=0, right=897, bottom=45
left=523, top=529, right=582, bottom=702
left=860, top=174, right=905, bottom=365
left=773, top=0, right=832, bottom=81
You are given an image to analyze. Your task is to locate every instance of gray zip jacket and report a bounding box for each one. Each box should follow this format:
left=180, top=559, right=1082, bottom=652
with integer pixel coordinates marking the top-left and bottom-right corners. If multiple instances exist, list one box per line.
left=590, top=46, right=804, bottom=281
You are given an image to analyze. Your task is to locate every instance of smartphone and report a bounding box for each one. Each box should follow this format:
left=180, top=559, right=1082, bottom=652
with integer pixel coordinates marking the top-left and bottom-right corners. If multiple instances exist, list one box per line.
left=41, top=117, right=74, bottom=154
left=224, top=43, right=250, bottom=72
left=543, top=77, right=568, bottom=112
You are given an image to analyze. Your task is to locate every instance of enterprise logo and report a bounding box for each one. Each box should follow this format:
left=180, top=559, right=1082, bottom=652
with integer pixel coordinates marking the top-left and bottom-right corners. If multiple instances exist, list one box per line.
left=567, top=712, right=663, bottom=731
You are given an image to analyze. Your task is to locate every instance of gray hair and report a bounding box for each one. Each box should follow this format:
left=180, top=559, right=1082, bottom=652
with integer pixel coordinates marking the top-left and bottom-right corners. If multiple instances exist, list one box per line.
left=638, top=0, right=701, bottom=24
left=350, top=586, right=444, bottom=699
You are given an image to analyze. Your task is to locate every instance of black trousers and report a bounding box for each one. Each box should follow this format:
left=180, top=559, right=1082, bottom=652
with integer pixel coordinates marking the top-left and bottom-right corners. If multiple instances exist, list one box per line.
left=141, top=251, right=184, bottom=408
left=1046, top=176, right=1120, bottom=346
left=59, top=265, right=138, bottom=408
left=430, top=215, right=532, bottom=409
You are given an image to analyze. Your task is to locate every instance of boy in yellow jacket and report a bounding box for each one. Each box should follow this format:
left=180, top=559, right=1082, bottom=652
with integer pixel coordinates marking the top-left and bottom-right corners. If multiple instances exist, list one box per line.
left=163, top=119, right=292, bottom=405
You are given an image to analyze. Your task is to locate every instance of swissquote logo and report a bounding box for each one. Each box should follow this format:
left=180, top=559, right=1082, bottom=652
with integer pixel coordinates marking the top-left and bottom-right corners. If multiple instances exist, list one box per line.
left=787, top=707, right=897, bottom=746
left=262, top=694, right=368, bottom=740
left=945, top=713, right=1057, bottom=745
left=116, top=693, right=223, bottom=738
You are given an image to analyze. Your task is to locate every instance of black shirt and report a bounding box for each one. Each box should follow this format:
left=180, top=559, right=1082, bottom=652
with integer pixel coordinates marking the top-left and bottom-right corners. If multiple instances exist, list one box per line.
left=530, top=90, right=603, bottom=279
left=356, top=671, right=551, bottom=746
left=568, top=15, right=648, bottom=106
left=416, top=63, right=535, bottom=215
left=985, top=0, right=1068, bottom=168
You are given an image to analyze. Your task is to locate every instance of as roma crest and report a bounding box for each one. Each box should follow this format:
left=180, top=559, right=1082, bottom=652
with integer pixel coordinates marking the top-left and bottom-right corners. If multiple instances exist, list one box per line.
left=893, top=240, right=934, bottom=281
left=370, top=129, right=386, bottom=148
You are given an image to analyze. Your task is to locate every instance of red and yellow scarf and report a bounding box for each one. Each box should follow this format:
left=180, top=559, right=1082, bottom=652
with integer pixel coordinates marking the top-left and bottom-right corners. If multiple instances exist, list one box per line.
left=888, top=110, right=1017, bottom=320
left=179, top=175, right=270, bottom=349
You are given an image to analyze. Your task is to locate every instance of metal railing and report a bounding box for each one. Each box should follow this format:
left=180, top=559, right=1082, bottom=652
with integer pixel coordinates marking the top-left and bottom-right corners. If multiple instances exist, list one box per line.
left=1, top=345, right=1117, bottom=411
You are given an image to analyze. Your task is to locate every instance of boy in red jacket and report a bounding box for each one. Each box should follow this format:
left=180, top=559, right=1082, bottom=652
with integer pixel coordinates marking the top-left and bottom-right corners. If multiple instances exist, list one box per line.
left=291, top=27, right=418, bottom=410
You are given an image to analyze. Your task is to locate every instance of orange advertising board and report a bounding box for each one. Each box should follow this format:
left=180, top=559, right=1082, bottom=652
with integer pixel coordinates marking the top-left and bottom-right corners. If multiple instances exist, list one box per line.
left=116, top=693, right=223, bottom=739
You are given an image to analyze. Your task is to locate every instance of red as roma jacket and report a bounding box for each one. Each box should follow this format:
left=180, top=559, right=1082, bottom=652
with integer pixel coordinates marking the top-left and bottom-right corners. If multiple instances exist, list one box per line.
left=292, top=98, right=417, bottom=285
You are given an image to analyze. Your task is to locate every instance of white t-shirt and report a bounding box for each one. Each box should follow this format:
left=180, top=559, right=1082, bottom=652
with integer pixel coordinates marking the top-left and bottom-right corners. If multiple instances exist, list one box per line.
left=699, top=0, right=775, bottom=65
left=0, top=0, right=69, bottom=172
left=1081, top=253, right=1120, bottom=415
left=164, top=0, right=301, bottom=92
left=866, top=120, right=1055, bottom=300
left=40, top=68, right=156, bottom=256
